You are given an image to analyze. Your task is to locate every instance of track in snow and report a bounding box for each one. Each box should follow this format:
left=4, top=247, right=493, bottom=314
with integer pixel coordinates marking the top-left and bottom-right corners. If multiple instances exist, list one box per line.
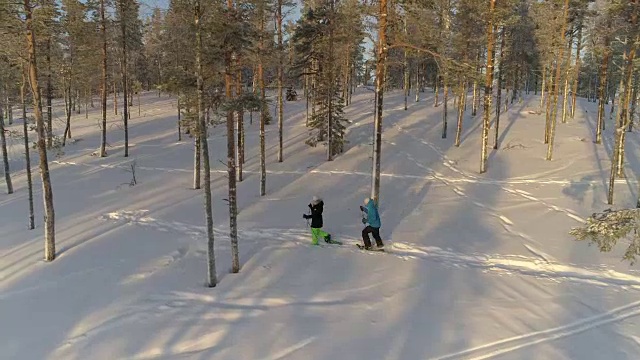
left=103, top=210, right=640, bottom=290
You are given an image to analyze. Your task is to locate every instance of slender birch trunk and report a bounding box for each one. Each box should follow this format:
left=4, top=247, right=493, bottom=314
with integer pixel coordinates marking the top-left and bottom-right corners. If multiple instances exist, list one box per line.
left=119, top=0, right=129, bottom=157
left=0, top=93, right=12, bottom=194
left=480, top=0, right=496, bottom=174
left=259, top=5, right=266, bottom=196
left=21, top=68, right=35, bottom=229
left=596, top=20, right=612, bottom=144
left=455, top=80, right=466, bottom=147
left=195, top=0, right=217, bottom=286
left=237, top=67, right=244, bottom=181
left=100, top=0, right=108, bottom=157
left=571, top=22, right=583, bottom=119
left=494, top=27, right=505, bottom=150
left=546, top=0, right=570, bottom=161
left=371, top=0, right=387, bottom=203
left=277, top=0, right=284, bottom=162
left=46, top=38, right=53, bottom=148
left=25, top=0, right=55, bottom=261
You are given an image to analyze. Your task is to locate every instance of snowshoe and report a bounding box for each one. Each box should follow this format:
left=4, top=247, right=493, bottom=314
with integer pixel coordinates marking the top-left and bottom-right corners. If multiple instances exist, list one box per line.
left=356, top=244, right=384, bottom=252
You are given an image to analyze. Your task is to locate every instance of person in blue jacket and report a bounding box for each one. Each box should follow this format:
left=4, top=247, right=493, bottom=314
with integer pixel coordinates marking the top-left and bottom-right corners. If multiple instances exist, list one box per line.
left=360, top=197, right=384, bottom=249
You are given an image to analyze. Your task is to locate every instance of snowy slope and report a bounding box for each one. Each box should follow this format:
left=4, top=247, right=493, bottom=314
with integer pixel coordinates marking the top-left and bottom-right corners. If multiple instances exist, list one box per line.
left=1, top=89, right=640, bottom=359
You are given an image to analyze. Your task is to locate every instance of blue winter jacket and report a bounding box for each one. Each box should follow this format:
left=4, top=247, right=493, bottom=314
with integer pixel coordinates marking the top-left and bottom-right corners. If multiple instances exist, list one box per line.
left=363, top=199, right=381, bottom=228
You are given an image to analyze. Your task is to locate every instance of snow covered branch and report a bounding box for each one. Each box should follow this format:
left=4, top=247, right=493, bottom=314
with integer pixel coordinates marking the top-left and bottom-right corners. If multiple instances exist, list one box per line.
left=570, top=208, right=640, bottom=264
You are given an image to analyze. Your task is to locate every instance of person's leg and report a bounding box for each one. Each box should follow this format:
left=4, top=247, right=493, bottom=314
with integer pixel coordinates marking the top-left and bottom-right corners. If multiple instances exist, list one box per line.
left=317, top=228, right=330, bottom=241
left=311, top=228, right=320, bottom=245
left=361, top=226, right=373, bottom=248
left=372, top=227, right=384, bottom=247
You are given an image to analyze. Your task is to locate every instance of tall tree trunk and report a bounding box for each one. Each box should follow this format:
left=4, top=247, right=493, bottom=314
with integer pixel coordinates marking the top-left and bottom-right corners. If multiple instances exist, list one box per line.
left=0, top=93, right=13, bottom=194
left=177, top=96, right=182, bottom=141
left=21, top=67, right=35, bottom=230
left=545, top=65, right=553, bottom=144
left=596, top=20, right=612, bottom=144
left=277, top=0, right=284, bottom=162
left=434, top=73, right=439, bottom=107
left=195, top=0, right=217, bottom=287
left=63, top=85, right=72, bottom=143
left=259, top=7, right=266, bottom=196
left=571, top=21, right=583, bottom=119
left=25, top=0, right=55, bottom=261
left=113, top=78, right=118, bottom=115
left=480, top=0, right=496, bottom=174
left=615, top=6, right=638, bottom=179
left=472, top=81, right=478, bottom=116
left=562, top=28, right=573, bottom=124
left=100, top=0, right=108, bottom=158
left=629, top=74, right=639, bottom=132
left=371, top=0, right=387, bottom=203
left=415, top=64, right=420, bottom=102
left=119, top=0, right=129, bottom=157
left=540, top=65, right=546, bottom=109
left=546, top=0, right=570, bottom=161
left=237, top=67, right=244, bottom=181
left=442, top=79, right=448, bottom=138
left=305, top=68, right=309, bottom=126
left=225, top=0, right=239, bottom=274
left=327, top=0, right=335, bottom=161
left=403, top=18, right=409, bottom=111
left=46, top=38, right=53, bottom=148
left=494, top=27, right=505, bottom=150
left=193, top=122, right=201, bottom=189
left=455, top=80, right=466, bottom=147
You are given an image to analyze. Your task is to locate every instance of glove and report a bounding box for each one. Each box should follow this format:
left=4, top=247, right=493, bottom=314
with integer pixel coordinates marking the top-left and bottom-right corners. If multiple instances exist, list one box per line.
left=359, top=205, right=365, bottom=212
left=303, top=214, right=308, bottom=219
left=362, top=218, right=367, bottom=224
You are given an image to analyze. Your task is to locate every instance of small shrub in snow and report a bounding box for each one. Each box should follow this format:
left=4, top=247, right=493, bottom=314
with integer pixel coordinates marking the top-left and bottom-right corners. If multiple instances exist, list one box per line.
left=570, top=208, right=640, bottom=264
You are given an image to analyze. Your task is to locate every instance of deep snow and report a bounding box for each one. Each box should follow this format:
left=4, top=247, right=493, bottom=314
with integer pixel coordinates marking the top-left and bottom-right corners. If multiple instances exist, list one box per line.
left=1, top=88, right=640, bottom=359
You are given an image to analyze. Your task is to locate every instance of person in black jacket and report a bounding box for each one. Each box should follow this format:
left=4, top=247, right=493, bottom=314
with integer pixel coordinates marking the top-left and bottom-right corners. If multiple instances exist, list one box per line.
left=303, top=196, right=332, bottom=245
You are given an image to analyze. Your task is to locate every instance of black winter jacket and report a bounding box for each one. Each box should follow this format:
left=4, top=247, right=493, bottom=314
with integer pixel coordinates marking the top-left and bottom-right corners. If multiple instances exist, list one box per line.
left=304, top=201, right=324, bottom=228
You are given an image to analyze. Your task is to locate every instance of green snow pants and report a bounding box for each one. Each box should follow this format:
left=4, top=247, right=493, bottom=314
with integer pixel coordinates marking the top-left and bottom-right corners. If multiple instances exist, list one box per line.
left=310, top=227, right=329, bottom=245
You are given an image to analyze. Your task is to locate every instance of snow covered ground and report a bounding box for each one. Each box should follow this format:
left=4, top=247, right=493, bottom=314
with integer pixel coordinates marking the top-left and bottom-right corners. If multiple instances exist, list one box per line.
left=2, top=88, right=640, bottom=359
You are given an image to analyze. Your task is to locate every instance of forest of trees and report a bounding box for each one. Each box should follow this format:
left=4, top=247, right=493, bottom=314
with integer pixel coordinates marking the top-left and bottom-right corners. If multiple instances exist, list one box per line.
left=0, top=0, right=638, bottom=283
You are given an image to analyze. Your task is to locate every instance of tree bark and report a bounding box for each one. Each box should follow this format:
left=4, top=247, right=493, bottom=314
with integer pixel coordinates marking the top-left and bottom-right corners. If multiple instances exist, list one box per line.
left=629, top=74, right=639, bottom=132
left=562, top=27, right=573, bottom=124
left=119, top=0, right=129, bottom=157
left=546, top=0, right=570, bottom=161
left=540, top=65, right=546, bottom=110
left=371, top=0, right=387, bottom=203
left=571, top=21, right=583, bottom=119
left=277, top=0, right=284, bottom=162
left=25, top=0, right=56, bottom=261
left=327, top=0, right=334, bottom=161
left=455, top=80, right=466, bottom=147
left=195, top=0, right=217, bottom=287
left=0, top=92, right=13, bottom=194
left=403, top=18, right=409, bottom=111
left=226, top=0, right=239, bottom=274
left=596, top=19, right=612, bottom=144
left=442, top=80, right=448, bottom=138
left=480, top=0, right=496, bottom=174
left=415, top=64, right=420, bottom=102
left=193, top=122, right=201, bottom=190
left=46, top=38, right=53, bottom=148
left=21, top=67, right=35, bottom=230
left=494, top=27, right=505, bottom=150
left=237, top=67, right=244, bottom=181
left=177, top=96, right=182, bottom=141
left=259, top=5, right=266, bottom=196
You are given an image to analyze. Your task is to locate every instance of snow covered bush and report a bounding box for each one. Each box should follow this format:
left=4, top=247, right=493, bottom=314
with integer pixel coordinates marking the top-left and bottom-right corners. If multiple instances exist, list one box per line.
left=570, top=208, right=640, bottom=264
